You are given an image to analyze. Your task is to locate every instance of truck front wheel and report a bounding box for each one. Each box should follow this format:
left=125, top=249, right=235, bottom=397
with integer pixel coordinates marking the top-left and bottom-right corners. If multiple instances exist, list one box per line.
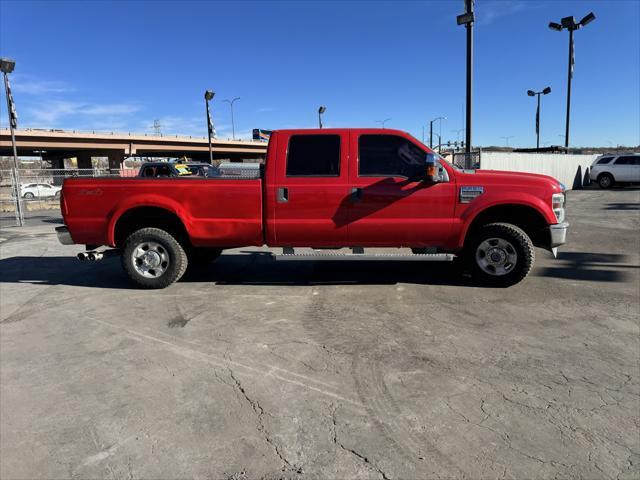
left=122, top=227, right=188, bottom=289
left=465, top=222, right=534, bottom=287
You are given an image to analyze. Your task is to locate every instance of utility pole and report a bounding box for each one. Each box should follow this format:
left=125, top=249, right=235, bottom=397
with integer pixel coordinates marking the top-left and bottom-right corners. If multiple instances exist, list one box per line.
left=150, top=119, right=163, bottom=136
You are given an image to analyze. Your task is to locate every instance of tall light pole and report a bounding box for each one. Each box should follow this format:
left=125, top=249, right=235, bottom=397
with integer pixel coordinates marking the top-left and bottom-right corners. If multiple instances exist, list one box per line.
left=318, top=106, right=326, bottom=128
left=429, top=116, right=446, bottom=149
left=500, top=135, right=514, bottom=147
left=376, top=118, right=391, bottom=128
left=204, top=90, right=215, bottom=164
left=549, top=12, right=596, bottom=151
left=527, top=86, right=551, bottom=149
left=1, top=57, right=23, bottom=226
left=223, top=97, right=240, bottom=140
left=457, top=0, right=474, bottom=166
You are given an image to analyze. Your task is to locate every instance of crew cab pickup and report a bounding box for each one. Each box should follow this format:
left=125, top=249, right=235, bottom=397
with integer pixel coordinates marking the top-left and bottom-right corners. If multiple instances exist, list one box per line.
left=56, top=128, right=569, bottom=288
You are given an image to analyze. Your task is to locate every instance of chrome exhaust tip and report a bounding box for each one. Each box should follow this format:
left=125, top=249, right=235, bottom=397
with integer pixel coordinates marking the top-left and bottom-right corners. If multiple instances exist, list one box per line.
left=77, top=252, right=87, bottom=261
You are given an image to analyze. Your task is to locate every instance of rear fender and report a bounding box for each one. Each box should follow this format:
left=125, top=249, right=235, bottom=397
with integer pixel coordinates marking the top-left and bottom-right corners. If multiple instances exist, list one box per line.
left=107, top=195, right=190, bottom=246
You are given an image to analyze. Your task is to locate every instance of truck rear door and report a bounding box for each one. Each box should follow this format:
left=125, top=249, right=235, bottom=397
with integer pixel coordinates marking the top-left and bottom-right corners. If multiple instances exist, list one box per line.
left=346, top=131, right=455, bottom=247
left=270, top=131, right=349, bottom=246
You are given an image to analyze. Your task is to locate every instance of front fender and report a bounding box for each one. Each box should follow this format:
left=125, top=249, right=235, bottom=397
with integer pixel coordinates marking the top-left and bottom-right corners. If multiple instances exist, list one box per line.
left=106, top=194, right=190, bottom=246
left=454, top=192, right=556, bottom=250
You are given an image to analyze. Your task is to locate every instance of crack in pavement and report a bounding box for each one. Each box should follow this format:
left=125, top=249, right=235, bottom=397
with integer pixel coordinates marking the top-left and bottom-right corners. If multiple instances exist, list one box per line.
left=329, top=404, right=391, bottom=480
left=227, top=365, right=296, bottom=472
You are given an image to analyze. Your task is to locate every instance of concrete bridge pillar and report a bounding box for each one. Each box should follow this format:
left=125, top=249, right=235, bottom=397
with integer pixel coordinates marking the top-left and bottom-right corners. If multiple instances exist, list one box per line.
left=76, top=153, right=93, bottom=170
left=107, top=151, right=125, bottom=171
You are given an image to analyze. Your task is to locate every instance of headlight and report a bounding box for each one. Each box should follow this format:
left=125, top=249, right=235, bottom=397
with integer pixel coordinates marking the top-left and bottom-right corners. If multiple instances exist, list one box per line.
left=552, top=192, right=565, bottom=223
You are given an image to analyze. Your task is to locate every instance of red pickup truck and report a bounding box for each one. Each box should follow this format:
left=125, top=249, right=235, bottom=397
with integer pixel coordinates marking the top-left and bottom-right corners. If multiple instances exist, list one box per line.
left=56, top=128, right=568, bottom=288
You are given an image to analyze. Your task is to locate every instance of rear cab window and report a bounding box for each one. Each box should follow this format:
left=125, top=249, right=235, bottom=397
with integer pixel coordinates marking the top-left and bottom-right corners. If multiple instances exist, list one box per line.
left=286, top=135, right=341, bottom=177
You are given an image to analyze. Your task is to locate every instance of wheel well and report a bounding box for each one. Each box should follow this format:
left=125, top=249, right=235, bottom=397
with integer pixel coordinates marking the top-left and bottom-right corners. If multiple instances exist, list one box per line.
left=114, top=207, right=190, bottom=248
left=466, top=204, right=549, bottom=248
left=598, top=171, right=614, bottom=180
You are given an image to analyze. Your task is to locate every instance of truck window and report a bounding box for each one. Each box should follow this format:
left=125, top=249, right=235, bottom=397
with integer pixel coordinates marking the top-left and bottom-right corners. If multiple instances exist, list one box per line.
left=359, top=134, right=426, bottom=177
left=286, top=135, right=340, bottom=176
left=596, top=157, right=613, bottom=165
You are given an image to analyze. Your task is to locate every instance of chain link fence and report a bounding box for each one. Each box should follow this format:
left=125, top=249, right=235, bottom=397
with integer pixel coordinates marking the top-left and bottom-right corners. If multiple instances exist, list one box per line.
left=0, top=163, right=261, bottom=228
left=0, top=168, right=132, bottom=228
left=451, top=151, right=481, bottom=170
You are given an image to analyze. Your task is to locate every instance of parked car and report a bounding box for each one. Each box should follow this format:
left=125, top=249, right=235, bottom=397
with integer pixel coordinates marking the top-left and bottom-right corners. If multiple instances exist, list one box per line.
left=590, top=153, right=640, bottom=188
left=56, top=128, right=568, bottom=289
left=20, top=183, right=62, bottom=199
left=138, top=162, right=221, bottom=178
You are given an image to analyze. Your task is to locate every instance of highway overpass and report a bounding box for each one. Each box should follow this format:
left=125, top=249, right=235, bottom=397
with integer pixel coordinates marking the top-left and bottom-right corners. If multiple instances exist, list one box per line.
left=0, top=128, right=267, bottom=168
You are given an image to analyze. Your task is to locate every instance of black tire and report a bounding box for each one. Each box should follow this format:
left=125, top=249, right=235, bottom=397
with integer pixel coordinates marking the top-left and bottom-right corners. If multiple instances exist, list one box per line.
left=465, top=222, right=534, bottom=287
left=598, top=173, right=614, bottom=189
left=187, top=247, right=222, bottom=268
left=121, top=227, right=188, bottom=289
left=23, top=192, right=34, bottom=199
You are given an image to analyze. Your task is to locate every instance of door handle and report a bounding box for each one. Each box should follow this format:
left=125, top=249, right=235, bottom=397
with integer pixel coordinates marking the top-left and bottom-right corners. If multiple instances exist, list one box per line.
left=350, top=187, right=362, bottom=202
left=277, top=187, right=289, bottom=203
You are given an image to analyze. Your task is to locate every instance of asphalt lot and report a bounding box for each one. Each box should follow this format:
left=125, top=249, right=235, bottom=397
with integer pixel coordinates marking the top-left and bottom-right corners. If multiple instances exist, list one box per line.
left=1, top=188, right=638, bottom=480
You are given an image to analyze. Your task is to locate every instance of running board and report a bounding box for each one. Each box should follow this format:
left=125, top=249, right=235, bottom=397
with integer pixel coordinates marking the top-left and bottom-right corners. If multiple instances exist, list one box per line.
left=276, top=248, right=455, bottom=262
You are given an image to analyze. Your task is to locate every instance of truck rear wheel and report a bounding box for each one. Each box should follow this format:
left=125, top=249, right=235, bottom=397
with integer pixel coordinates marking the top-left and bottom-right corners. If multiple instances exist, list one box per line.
left=121, top=227, right=188, bottom=289
left=466, top=222, right=534, bottom=287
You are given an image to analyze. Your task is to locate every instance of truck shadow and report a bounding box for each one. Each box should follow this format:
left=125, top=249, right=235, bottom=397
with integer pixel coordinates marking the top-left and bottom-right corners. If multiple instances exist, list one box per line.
left=0, top=254, right=473, bottom=288
left=536, top=252, right=637, bottom=282
left=1, top=251, right=635, bottom=288
left=185, top=253, right=473, bottom=287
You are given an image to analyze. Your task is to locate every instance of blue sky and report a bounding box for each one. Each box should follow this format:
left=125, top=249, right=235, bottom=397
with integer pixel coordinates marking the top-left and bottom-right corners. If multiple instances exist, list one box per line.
left=1, top=0, right=638, bottom=147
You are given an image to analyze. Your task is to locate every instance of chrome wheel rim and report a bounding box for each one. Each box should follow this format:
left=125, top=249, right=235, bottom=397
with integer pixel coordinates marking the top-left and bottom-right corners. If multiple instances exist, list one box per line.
left=600, top=176, right=611, bottom=187
left=132, top=241, right=169, bottom=278
left=476, top=238, right=518, bottom=276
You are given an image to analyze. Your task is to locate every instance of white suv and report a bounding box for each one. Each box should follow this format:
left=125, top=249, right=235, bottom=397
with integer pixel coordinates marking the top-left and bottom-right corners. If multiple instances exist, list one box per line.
left=590, top=153, right=640, bottom=188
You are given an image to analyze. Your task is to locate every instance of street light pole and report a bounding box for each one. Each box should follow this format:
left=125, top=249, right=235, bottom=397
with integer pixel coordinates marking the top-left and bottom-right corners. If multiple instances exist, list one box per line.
left=318, top=106, right=326, bottom=128
left=457, top=0, right=474, bottom=167
left=223, top=97, right=240, bottom=140
left=429, top=116, right=446, bottom=149
left=565, top=28, right=573, bottom=150
left=549, top=12, right=596, bottom=151
left=204, top=90, right=215, bottom=164
left=1, top=57, right=23, bottom=226
left=527, top=87, right=551, bottom=149
left=376, top=118, right=391, bottom=128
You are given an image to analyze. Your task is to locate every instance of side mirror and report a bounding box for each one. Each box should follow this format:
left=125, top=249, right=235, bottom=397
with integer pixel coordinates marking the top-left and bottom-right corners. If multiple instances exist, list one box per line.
left=424, top=153, right=439, bottom=182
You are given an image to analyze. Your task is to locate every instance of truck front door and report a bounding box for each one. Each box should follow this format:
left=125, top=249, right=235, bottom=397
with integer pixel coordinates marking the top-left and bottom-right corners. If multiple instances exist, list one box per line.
left=270, top=132, right=350, bottom=246
left=346, top=132, right=456, bottom=247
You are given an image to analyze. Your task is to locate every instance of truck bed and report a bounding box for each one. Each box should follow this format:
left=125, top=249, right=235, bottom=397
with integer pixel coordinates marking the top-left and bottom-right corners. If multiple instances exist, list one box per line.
left=62, top=177, right=263, bottom=247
